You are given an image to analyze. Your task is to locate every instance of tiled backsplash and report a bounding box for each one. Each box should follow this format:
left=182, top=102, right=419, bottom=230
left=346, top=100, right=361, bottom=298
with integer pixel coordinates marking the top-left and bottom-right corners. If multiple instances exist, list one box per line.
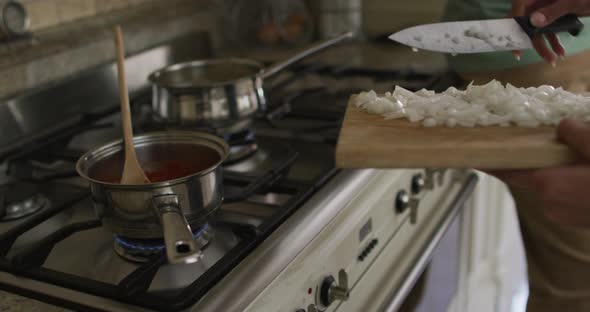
left=22, top=0, right=157, bottom=31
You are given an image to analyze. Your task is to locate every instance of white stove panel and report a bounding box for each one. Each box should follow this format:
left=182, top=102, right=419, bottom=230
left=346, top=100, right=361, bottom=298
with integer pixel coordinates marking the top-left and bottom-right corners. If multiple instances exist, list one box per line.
left=244, top=169, right=464, bottom=312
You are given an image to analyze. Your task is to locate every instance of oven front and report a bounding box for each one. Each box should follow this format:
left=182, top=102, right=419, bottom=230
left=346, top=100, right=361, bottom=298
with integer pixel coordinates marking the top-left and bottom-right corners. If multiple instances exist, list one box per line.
left=243, top=169, right=477, bottom=312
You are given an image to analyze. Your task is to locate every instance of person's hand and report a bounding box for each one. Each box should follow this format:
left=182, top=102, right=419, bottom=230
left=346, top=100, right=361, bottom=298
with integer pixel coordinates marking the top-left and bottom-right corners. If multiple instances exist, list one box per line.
left=486, top=118, right=590, bottom=227
left=511, top=0, right=590, bottom=65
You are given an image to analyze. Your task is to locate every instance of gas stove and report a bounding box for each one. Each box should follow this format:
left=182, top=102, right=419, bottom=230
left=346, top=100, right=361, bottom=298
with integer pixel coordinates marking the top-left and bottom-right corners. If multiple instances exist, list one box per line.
left=0, top=34, right=476, bottom=312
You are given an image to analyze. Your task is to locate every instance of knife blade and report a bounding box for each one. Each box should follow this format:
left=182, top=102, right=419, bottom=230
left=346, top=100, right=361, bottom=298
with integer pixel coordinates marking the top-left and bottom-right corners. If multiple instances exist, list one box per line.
left=389, top=14, right=584, bottom=54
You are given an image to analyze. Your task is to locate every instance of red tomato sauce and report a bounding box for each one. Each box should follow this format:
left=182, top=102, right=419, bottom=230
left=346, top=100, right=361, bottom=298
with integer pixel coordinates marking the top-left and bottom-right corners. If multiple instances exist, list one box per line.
left=88, top=143, right=222, bottom=184
left=144, top=160, right=197, bottom=182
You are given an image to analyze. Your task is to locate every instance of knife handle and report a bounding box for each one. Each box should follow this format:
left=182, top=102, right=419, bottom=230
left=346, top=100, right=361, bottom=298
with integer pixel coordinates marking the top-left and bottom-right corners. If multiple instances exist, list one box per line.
left=514, top=14, right=584, bottom=38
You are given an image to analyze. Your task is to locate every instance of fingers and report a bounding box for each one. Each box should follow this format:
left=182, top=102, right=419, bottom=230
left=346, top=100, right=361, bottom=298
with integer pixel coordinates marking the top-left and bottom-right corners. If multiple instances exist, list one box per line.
left=532, top=166, right=590, bottom=226
left=510, top=0, right=528, bottom=17
left=484, top=169, right=539, bottom=191
left=510, top=0, right=570, bottom=64
left=530, top=34, right=565, bottom=65
left=543, top=199, right=590, bottom=227
left=530, top=1, right=576, bottom=27
left=512, top=50, right=522, bottom=61
left=508, top=0, right=531, bottom=61
left=484, top=163, right=590, bottom=226
left=545, top=33, right=565, bottom=59
left=531, top=35, right=557, bottom=65
left=557, top=118, right=590, bottom=160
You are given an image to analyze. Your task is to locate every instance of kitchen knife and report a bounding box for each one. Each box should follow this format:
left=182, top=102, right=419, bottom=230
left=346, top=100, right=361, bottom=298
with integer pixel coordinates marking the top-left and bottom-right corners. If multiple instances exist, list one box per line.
left=389, top=14, right=584, bottom=53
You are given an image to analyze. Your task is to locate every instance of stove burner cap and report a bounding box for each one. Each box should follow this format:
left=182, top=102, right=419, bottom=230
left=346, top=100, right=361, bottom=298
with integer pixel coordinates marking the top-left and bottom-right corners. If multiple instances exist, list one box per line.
left=224, top=130, right=259, bottom=165
left=226, top=144, right=258, bottom=165
left=114, top=223, right=213, bottom=262
left=1, top=184, right=50, bottom=222
left=2, top=194, right=50, bottom=221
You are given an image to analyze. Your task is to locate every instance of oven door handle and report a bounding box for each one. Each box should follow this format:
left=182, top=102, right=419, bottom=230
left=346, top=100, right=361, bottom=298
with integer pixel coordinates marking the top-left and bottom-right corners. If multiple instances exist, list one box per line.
left=382, top=172, right=478, bottom=312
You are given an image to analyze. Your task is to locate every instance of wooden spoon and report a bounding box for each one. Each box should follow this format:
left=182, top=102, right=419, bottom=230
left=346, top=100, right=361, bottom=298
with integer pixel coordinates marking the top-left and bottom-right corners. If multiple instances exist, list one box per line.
left=114, top=25, right=150, bottom=184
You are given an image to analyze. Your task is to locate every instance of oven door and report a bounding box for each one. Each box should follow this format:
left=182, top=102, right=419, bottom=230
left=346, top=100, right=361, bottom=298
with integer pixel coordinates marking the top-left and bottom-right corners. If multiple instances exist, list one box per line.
left=333, top=173, right=477, bottom=312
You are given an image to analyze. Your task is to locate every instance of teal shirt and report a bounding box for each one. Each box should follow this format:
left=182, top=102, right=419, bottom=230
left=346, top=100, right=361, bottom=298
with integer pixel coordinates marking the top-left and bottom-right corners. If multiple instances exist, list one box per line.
left=442, top=0, right=590, bottom=72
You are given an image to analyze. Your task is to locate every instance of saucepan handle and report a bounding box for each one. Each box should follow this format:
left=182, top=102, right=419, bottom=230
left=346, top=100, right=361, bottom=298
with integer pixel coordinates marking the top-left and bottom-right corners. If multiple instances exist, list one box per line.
left=259, top=31, right=354, bottom=80
left=153, top=194, right=202, bottom=264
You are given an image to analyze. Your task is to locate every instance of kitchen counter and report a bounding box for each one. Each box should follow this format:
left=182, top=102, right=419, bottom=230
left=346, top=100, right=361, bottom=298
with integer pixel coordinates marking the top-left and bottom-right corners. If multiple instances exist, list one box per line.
left=0, top=290, right=70, bottom=312
left=218, top=40, right=447, bottom=73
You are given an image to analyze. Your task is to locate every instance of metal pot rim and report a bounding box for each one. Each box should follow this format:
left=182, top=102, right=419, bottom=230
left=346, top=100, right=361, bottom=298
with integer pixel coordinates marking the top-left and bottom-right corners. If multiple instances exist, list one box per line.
left=75, top=131, right=229, bottom=189
left=148, top=58, right=264, bottom=89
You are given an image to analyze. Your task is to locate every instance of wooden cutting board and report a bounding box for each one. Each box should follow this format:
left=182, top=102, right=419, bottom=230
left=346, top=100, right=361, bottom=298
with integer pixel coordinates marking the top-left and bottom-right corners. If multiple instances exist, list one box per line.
left=336, top=96, right=578, bottom=169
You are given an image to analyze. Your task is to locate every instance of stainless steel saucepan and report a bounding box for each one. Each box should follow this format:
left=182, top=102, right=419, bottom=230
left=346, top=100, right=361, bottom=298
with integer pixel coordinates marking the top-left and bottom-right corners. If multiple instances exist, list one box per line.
left=76, top=131, right=229, bottom=264
left=148, top=32, right=353, bottom=131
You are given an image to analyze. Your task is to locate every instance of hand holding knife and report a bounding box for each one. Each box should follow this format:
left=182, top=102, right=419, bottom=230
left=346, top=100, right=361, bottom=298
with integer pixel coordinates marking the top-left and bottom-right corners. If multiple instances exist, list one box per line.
left=389, top=0, right=587, bottom=65
left=514, top=0, right=590, bottom=63
left=389, top=15, right=583, bottom=54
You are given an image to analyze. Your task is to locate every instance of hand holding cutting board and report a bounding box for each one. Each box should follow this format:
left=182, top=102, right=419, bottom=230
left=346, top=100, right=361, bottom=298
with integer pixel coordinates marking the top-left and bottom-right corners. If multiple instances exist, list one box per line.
left=486, top=118, right=590, bottom=226
left=491, top=0, right=590, bottom=227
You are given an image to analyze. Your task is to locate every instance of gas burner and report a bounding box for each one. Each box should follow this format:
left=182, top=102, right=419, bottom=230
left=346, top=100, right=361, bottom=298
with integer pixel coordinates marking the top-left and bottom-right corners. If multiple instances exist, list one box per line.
left=226, top=143, right=259, bottom=165
left=224, top=130, right=259, bottom=165
left=0, top=183, right=51, bottom=221
left=139, top=108, right=255, bottom=136
left=224, top=140, right=295, bottom=177
left=114, top=223, right=214, bottom=263
left=2, top=194, right=50, bottom=221
left=289, top=88, right=356, bottom=116
left=137, top=113, right=259, bottom=165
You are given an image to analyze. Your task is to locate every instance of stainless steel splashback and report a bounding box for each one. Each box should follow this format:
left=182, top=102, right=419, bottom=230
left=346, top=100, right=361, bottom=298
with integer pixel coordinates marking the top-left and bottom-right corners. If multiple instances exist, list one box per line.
left=0, top=31, right=212, bottom=160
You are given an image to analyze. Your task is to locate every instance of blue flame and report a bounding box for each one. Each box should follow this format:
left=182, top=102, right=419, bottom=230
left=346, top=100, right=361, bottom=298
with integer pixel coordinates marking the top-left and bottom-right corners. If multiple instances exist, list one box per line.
left=114, top=223, right=209, bottom=252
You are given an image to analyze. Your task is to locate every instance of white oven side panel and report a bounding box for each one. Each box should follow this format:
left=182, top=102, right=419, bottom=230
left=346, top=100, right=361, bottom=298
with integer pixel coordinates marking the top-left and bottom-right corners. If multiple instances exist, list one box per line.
left=448, top=173, right=527, bottom=312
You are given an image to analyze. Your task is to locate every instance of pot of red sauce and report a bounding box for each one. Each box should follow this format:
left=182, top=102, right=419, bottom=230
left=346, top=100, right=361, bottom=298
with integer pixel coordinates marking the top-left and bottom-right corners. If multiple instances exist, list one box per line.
left=76, top=131, right=229, bottom=264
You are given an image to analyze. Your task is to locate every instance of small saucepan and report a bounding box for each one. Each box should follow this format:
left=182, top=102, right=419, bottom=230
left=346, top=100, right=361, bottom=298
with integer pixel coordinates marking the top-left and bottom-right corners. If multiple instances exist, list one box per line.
left=148, top=32, right=353, bottom=131
left=76, top=131, right=229, bottom=264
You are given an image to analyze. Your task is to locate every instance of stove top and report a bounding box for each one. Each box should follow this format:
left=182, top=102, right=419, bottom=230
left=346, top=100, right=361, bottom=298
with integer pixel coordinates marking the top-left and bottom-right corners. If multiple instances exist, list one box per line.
left=0, top=36, right=453, bottom=312
left=0, top=143, right=328, bottom=311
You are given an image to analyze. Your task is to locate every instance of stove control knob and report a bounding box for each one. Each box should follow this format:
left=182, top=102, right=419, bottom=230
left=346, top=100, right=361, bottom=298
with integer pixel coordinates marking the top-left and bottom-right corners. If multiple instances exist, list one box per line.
left=308, top=305, right=317, bottom=312
left=411, top=173, right=425, bottom=194
left=320, top=269, right=349, bottom=307
left=395, top=190, right=409, bottom=213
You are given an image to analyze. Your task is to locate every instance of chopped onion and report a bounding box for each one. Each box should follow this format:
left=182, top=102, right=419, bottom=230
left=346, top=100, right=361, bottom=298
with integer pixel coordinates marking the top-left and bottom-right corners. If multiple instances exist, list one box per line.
left=423, top=118, right=437, bottom=127
left=446, top=118, right=457, bottom=127
left=352, top=80, right=590, bottom=128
